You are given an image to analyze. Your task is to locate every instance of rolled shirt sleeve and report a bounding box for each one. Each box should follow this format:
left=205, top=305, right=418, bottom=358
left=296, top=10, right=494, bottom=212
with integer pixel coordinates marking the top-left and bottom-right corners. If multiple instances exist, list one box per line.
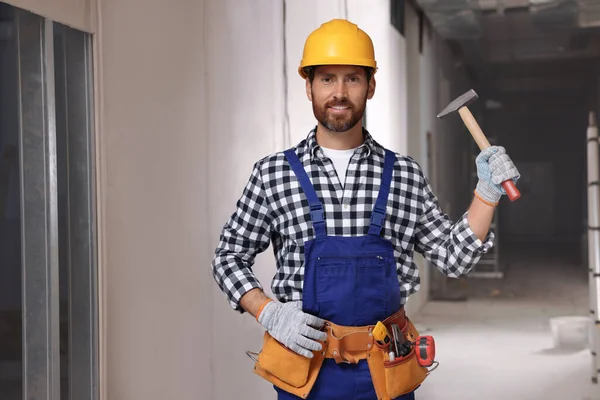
left=210, top=160, right=272, bottom=312
left=414, top=176, right=495, bottom=278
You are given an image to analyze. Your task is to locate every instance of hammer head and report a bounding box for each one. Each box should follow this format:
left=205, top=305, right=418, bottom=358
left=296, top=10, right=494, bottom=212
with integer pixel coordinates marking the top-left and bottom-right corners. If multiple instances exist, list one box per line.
left=437, top=89, right=479, bottom=119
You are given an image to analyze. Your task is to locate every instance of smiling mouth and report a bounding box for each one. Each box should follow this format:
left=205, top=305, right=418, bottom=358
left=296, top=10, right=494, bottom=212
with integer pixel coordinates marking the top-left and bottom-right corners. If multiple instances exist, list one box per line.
left=328, top=105, right=351, bottom=111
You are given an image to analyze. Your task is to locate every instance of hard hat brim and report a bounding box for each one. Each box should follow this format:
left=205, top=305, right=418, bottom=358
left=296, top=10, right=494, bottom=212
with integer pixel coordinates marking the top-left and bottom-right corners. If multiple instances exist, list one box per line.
left=298, top=60, right=378, bottom=79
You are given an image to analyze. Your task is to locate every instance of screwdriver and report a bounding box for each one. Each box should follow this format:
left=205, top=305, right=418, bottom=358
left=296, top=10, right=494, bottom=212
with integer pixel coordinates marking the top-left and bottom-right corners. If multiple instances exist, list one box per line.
left=391, top=324, right=412, bottom=357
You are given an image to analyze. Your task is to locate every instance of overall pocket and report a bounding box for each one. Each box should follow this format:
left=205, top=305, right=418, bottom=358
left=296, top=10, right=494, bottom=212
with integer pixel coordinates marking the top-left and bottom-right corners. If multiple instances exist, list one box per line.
left=315, top=255, right=387, bottom=326
left=383, top=348, right=428, bottom=398
left=253, top=332, right=325, bottom=398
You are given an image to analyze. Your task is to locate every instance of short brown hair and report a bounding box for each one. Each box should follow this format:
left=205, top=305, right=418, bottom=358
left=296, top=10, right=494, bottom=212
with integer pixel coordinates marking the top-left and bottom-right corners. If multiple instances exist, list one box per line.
left=303, top=66, right=374, bottom=84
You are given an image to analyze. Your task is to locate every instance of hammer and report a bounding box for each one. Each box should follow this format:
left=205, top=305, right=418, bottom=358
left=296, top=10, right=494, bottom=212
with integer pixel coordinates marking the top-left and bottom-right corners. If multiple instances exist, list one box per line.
left=437, top=89, right=521, bottom=201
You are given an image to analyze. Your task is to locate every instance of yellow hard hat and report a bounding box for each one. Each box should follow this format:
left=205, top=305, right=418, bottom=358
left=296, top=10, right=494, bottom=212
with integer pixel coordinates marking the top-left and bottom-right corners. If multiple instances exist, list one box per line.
left=298, top=19, right=377, bottom=79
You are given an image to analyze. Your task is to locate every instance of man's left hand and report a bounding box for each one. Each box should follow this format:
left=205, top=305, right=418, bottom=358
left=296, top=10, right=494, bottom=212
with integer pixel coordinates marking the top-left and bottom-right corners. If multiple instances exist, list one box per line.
left=475, top=145, right=520, bottom=205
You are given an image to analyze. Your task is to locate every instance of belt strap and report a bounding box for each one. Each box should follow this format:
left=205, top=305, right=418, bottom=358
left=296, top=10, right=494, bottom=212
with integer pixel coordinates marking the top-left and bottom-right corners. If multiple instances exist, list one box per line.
left=323, top=309, right=407, bottom=364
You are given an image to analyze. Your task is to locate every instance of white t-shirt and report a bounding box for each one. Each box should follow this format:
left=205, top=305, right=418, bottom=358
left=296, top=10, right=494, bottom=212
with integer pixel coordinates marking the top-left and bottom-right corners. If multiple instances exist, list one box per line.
left=320, top=146, right=358, bottom=187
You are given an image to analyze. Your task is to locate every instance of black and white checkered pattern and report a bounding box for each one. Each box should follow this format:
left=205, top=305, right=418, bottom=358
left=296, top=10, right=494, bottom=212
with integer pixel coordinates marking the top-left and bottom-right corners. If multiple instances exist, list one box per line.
left=211, top=128, right=495, bottom=312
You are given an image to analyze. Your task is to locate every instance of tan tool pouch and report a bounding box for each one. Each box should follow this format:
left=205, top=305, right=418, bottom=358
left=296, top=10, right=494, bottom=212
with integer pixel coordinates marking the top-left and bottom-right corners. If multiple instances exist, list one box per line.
left=249, top=331, right=325, bottom=399
left=367, top=318, right=429, bottom=399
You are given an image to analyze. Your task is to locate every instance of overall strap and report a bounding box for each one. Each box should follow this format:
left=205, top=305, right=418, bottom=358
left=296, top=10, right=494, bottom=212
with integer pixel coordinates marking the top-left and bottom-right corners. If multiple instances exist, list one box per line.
left=284, top=149, right=327, bottom=238
left=368, top=150, right=396, bottom=236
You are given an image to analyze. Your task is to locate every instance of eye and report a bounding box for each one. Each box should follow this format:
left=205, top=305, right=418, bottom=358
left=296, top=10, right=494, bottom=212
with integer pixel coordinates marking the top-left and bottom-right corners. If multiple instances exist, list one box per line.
left=321, top=76, right=333, bottom=84
left=348, top=76, right=360, bottom=83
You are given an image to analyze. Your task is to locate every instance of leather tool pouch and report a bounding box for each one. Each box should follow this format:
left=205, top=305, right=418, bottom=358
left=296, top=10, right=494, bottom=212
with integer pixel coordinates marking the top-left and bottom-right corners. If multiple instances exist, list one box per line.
left=251, top=331, right=325, bottom=399
left=367, top=318, right=429, bottom=399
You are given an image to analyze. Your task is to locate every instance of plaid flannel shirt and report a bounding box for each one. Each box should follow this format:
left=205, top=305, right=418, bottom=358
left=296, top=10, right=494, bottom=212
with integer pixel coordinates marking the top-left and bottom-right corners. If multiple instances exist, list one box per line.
left=211, top=128, right=495, bottom=312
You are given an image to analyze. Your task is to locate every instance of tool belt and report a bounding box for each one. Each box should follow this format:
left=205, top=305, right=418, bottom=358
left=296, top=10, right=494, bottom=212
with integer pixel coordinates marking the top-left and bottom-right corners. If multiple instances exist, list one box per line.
left=249, top=309, right=432, bottom=399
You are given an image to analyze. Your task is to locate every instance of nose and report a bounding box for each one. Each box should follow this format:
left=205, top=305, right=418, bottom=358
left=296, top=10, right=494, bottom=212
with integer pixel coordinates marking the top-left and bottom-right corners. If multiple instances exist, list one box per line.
left=333, top=80, right=348, bottom=99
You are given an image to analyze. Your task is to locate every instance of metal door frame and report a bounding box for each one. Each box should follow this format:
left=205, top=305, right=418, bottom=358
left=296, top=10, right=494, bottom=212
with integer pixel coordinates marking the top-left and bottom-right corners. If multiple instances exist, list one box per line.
left=14, top=7, right=99, bottom=400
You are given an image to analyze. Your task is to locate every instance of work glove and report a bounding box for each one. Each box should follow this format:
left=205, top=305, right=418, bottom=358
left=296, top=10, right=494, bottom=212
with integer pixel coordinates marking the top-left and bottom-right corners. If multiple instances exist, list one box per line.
left=258, top=300, right=327, bottom=358
left=475, top=145, right=520, bottom=205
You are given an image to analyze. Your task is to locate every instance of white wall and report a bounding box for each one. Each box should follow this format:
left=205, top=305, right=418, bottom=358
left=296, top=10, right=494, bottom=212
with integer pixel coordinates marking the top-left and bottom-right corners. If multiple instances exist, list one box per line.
left=96, top=0, right=210, bottom=399
left=405, top=3, right=421, bottom=165
left=284, top=0, right=348, bottom=144
left=205, top=1, right=284, bottom=398
left=416, top=8, right=440, bottom=312
left=346, top=0, right=408, bottom=152
left=404, top=1, right=428, bottom=316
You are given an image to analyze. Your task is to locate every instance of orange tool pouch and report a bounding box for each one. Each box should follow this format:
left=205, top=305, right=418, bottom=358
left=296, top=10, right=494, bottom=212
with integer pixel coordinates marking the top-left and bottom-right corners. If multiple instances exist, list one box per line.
left=249, top=309, right=431, bottom=399
left=250, top=331, right=326, bottom=399
left=367, top=315, right=430, bottom=399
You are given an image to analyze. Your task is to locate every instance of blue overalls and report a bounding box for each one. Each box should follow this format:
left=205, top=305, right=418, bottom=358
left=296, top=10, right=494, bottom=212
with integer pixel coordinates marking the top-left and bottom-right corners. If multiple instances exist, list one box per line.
left=277, top=148, right=416, bottom=400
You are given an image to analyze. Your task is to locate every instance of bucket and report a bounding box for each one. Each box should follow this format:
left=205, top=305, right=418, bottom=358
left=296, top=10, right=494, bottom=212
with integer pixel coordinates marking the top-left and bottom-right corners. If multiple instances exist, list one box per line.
left=549, top=316, right=591, bottom=350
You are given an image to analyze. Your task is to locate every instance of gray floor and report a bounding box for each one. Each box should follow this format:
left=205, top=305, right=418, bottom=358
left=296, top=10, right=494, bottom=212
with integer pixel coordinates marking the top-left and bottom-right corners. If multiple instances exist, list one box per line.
left=411, top=241, right=597, bottom=399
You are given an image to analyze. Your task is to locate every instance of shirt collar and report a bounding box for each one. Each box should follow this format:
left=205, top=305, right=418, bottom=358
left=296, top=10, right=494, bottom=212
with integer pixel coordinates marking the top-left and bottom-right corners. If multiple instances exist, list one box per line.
left=307, top=126, right=375, bottom=160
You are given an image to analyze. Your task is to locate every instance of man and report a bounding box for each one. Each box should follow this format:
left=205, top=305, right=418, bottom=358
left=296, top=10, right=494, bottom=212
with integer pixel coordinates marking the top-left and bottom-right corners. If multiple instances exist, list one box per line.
left=211, top=19, right=519, bottom=400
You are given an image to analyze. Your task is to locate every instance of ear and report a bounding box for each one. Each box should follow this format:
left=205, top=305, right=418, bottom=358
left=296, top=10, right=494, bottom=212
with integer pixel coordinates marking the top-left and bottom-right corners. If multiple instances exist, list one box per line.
left=305, top=78, right=313, bottom=101
left=367, top=76, right=376, bottom=100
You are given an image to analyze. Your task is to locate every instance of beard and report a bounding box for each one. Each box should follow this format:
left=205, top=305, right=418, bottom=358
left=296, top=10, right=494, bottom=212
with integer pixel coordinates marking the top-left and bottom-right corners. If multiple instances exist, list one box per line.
left=312, top=92, right=367, bottom=133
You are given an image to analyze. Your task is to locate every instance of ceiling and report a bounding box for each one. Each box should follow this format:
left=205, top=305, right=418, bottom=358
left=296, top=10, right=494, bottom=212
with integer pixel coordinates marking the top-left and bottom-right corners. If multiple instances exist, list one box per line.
left=414, top=0, right=600, bottom=94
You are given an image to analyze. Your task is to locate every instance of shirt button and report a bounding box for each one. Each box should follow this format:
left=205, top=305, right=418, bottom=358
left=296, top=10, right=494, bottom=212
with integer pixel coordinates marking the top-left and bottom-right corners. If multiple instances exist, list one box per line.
left=344, top=204, right=349, bottom=209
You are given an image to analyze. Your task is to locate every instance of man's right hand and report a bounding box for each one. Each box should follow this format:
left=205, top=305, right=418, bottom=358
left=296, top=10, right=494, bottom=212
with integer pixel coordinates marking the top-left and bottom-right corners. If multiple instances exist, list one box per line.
left=257, top=301, right=327, bottom=358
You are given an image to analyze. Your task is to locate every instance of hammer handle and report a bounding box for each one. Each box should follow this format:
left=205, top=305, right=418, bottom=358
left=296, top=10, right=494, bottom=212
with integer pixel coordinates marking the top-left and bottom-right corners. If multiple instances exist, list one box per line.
left=458, top=107, right=521, bottom=202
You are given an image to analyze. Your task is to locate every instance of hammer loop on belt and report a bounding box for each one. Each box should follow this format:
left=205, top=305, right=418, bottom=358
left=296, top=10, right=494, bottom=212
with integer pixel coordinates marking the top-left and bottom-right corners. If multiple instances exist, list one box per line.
left=324, top=324, right=375, bottom=364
